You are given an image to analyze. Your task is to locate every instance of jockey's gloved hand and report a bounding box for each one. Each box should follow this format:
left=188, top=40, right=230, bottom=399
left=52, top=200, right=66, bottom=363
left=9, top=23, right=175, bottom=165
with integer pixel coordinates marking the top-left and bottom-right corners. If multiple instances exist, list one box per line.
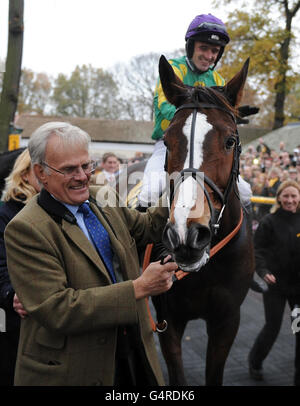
left=236, top=105, right=260, bottom=124
left=238, top=105, right=260, bottom=117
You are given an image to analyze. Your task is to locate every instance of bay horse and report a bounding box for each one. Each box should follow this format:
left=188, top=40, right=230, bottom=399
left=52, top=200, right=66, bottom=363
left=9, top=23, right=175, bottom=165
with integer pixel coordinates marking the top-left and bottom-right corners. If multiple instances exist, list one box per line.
left=146, top=56, right=254, bottom=386
left=115, top=56, right=254, bottom=385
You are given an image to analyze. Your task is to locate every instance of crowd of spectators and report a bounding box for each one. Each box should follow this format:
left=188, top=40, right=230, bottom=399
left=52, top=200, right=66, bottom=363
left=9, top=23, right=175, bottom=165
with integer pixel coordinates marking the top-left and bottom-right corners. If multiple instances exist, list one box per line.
left=90, top=142, right=300, bottom=223
left=90, top=152, right=146, bottom=186
left=240, top=139, right=300, bottom=222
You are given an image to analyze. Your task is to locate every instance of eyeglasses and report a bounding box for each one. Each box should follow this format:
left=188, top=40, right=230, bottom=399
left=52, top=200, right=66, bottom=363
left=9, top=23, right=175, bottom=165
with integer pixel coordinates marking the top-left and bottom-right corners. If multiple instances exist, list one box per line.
left=42, top=160, right=97, bottom=178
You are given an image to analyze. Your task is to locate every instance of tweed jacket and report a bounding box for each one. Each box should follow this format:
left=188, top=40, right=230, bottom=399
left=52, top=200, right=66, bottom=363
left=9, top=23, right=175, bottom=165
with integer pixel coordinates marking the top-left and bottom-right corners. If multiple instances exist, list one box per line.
left=5, top=186, right=168, bottom=386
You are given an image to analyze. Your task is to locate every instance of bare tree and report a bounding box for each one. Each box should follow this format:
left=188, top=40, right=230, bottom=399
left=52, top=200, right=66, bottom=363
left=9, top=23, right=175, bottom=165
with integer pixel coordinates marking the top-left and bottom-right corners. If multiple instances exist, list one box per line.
left=112, top=49, right=183, bottom=121
left=18, top=69, right=52, bottom=115
left=113, top=53, right=160, bottom=121
left=0, top=0, right=24, bottom=152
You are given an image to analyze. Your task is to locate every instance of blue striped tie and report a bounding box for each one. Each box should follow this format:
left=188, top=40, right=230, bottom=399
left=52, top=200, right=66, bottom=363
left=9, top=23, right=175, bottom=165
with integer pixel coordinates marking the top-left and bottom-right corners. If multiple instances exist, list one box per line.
left=78, top=203, right=116, bottom=283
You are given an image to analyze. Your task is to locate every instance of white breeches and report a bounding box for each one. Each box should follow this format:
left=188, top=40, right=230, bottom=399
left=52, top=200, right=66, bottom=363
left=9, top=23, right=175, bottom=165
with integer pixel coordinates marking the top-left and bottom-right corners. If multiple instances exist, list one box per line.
left=138, top=140, right=167, bottom=206
left=237, top=176, right=253, bottom=203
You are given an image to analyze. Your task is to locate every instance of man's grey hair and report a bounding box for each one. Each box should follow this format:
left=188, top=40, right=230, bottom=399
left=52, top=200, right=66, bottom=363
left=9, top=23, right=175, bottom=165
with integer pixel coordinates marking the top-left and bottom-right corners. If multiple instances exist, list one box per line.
left=28, top=122, right=91, bottom=165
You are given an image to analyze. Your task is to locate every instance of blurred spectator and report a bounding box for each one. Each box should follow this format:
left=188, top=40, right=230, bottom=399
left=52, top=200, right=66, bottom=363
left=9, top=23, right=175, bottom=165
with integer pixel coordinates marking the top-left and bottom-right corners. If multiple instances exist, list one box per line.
left=116, top=157, right=125, bottom=176
left=256, top=138, right=271, bottom=156
left=281, top=169, right=290, bottom=182
left=280, top=151, right=291, bottom=170
left=279, top=141, right=285, bottom=151
left=288, top=168, right=299, bottom=182
left=135, top=152, right=145, bottom=159
left=252, top=166, right=261, bottom=178
left=266, top=167, right=282, bottom=193
left=252, top=172, right=268, bottom=196
left=239, top=138, right=300, bottom=222
left=0, top=149, right=40, bottom=386
left=264, top=157, right=273, bottom=171
left=128, top=152, right=146, bottom=167
left=255, top=167, right=282, bottom=220
left=241, top=165, right=253, bottom=187
left=292, top=148, right=300, bottom=167
left=128, top=156, right=145, bottom=166
left=246, top=145, right=256, bottom=155
left=95, top=152, right=119, bottom=186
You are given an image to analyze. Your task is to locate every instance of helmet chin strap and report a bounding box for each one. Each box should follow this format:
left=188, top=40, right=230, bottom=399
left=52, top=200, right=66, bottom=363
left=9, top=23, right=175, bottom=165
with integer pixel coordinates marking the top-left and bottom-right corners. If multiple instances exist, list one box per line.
left=186, top=56, right=214, bottom=74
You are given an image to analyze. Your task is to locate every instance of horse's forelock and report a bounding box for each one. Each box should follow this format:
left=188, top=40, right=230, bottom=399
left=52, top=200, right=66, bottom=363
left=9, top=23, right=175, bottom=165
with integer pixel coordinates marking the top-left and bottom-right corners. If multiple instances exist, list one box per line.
left=192, top=86, right=237, bottom=117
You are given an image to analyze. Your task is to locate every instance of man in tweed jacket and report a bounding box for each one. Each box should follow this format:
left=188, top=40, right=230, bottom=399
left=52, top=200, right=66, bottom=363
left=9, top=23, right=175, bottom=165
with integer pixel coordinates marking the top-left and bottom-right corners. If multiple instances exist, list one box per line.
left=5, top=122, right=176, bottom=386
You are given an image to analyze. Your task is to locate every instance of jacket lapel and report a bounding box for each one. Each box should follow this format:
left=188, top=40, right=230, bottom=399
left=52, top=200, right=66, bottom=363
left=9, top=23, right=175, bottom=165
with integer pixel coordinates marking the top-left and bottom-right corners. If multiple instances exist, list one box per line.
left=61, top=220, right=112, bottom=279
left=38, top=189, right=112, bottom=283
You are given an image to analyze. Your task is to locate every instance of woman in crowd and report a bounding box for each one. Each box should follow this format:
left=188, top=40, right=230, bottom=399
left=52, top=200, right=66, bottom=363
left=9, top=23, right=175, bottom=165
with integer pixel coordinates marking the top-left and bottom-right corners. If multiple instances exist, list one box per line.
left=0, top=149, right=40, bottom=385
left=248, top=180, right=300, bottom=386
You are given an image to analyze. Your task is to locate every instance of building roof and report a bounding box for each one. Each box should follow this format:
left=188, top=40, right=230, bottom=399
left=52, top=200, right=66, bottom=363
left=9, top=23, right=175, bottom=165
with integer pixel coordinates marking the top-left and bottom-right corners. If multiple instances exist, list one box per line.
left=15, top=115, right=155, bottom=145
left=15, top=114, right=269, bottom=156
left=244, top=122, right=300, bottom=153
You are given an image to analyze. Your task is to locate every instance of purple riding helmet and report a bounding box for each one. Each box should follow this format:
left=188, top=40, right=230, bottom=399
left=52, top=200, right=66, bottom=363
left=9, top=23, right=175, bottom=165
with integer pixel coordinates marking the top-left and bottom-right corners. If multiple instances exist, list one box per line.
left=185, top=13, right=230, bottom=70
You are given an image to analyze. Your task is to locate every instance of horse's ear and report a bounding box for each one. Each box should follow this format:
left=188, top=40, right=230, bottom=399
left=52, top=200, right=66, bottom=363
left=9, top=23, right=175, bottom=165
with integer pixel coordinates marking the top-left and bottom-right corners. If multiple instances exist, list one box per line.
left=224, top=58, right=250, bottom=107
left=159, top=55, right=186, bottom=107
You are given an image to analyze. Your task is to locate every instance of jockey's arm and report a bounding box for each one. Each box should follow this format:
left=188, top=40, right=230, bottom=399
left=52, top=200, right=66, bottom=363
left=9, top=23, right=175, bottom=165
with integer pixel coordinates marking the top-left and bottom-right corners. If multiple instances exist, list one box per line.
left=155, top=61, right=185, bottom=121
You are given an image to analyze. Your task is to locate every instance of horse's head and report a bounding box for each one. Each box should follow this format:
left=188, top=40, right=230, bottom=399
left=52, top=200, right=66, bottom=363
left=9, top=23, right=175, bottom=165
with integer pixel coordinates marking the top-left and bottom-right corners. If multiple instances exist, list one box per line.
left=160, top=55, right=249, bottom=272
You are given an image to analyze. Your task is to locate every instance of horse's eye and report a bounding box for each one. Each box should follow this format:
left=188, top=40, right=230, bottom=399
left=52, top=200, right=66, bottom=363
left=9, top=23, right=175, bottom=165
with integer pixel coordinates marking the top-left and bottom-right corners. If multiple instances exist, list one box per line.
left=225, top=137, right=236, bottom=150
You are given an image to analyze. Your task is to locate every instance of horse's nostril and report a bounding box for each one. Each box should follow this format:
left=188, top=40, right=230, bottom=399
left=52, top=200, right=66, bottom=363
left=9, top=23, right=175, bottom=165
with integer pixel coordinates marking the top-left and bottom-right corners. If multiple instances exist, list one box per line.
left=186, top=224, right=211, bottom=250
left=162, top=223, right=180, bottom=251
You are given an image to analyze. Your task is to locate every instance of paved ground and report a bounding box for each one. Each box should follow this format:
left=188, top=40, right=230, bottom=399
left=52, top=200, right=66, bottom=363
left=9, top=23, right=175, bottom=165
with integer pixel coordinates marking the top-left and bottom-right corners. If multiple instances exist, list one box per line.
left=152, top=289, right=295, bottom=386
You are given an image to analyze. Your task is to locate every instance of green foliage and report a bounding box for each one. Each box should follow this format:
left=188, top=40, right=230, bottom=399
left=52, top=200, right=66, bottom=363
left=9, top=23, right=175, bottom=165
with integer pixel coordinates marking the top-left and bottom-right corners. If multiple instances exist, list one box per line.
left=52, top=64, right=120, bottom=119
left=285, top=74, right=300, bottom=121
left=220, top=11, right=288, bottom=80
left=216, top=0, right=300, bottom=128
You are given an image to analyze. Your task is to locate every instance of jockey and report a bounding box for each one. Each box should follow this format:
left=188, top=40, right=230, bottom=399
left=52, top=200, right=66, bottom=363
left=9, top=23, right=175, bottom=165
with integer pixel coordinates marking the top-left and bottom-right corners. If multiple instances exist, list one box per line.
left=137, top=13, right=253, bottom=208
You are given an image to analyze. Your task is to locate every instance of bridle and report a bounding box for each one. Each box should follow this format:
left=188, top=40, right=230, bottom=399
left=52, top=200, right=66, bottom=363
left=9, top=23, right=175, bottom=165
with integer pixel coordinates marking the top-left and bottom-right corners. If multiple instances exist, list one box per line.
left=164, top=101, right=242, bottom=236
left=147, top=100, right=243, bottom=333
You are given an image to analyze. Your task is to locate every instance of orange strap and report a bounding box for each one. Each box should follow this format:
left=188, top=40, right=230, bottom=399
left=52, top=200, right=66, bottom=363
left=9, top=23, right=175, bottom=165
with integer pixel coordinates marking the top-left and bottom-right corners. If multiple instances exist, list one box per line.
left=143, top=208, right=244, bottom=330
left=175, top=208, right=244, bottom=280
left=142, top=243, right=157, bottom=332
left=210, top=208, right=244, bottom=257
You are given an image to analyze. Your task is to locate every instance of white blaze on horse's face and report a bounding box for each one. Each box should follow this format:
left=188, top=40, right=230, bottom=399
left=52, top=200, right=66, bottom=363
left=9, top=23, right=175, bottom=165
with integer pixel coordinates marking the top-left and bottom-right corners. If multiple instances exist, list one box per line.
left=183, top=112, right=212, bottom=169
left=173, top=112, right=212, bottom=244
left=174, top=176, right=197, bottom=243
